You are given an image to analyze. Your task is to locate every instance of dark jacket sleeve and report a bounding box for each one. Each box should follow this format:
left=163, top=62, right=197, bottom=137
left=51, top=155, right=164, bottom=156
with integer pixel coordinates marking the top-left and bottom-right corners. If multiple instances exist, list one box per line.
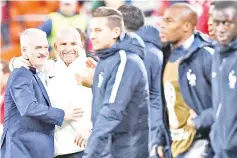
left=10, top=71, right=64, bottom=126
left=148, top=47, right=166, bottom=149
left=194, top=47, right=214, bottom=129
left=84, top=56, right=141, bottom=157
left=194, top=108, right=214, bottom=129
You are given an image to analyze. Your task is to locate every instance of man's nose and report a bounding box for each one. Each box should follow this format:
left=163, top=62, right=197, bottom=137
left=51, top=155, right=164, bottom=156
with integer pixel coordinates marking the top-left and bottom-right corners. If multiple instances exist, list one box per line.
left=217, top=22, right=227, bottom=33
left=90, top=31, right=96, bottom=40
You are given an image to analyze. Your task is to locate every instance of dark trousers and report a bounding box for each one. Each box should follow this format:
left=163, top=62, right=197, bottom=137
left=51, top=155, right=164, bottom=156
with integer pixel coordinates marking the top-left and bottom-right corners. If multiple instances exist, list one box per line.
left=55, top=151, right=84, bottom=158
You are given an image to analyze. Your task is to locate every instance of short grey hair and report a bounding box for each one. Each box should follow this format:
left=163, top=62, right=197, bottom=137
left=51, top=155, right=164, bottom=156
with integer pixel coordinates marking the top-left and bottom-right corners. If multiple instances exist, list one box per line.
left=20, top=28, right=47, bottom=48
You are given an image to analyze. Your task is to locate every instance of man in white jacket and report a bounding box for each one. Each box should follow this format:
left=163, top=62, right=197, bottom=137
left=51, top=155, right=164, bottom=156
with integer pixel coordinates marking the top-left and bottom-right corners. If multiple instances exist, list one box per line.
left=10, top=27, right=92, bottom=158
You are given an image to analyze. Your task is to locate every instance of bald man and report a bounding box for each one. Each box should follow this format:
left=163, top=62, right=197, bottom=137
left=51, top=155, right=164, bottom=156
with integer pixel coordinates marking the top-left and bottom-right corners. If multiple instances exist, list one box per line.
left=154, top=3, right=215, bottom=158
left=9, top=27, right=93, bottom=158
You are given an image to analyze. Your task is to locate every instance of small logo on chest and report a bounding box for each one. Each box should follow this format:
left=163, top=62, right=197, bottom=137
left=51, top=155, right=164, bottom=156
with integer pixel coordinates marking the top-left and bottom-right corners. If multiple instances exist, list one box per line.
left=229, top=70, right=236, bottom=89
left=187, top=69, right=196, bottom=86
left=212, top=72, right=217, bottom=78
left=98, top=72, right=104, bottom=88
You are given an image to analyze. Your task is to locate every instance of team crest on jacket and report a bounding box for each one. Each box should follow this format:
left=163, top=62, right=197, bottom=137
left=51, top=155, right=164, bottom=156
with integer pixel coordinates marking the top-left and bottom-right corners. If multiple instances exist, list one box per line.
left=212, top=72, right=217, bottom=78
left=229, top=70, right=236, bottom=89
left=98, top=72, right=104, bottom=88
left=187, top=69, right=196, bottom=86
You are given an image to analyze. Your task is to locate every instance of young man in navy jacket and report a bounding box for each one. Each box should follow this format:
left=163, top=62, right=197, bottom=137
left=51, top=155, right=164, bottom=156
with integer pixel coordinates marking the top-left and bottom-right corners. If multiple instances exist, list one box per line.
left=210, top=1, right=237, bottom=157
left=83, top=7, right=150, bottom=158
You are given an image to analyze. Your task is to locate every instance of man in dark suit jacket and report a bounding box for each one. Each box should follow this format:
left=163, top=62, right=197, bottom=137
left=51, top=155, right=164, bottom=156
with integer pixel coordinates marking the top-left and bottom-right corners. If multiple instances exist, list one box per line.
left=1, top=28, right=67, bottom=158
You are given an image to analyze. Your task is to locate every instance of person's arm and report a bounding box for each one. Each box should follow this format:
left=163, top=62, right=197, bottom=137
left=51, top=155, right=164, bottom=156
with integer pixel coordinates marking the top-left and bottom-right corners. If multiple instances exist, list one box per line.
left=9, top=56, right=31, bottom=71
left=193, top=108, right=214, bottom=129
left=192, top=47, right=215, bottom=129
left=10, top=70, right=64, bottom=126
left=84, top=53, right=141, bottom=157
left=148, top=49, right=167, bottom=158
left=148, top=49, right=166, bottom=150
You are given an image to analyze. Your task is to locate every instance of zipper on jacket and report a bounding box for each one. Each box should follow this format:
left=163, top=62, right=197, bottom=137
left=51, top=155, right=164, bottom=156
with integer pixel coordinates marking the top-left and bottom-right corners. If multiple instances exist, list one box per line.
left=216, top=58, right=225, bottom=119
left=216, top=103, right=222, bottom=119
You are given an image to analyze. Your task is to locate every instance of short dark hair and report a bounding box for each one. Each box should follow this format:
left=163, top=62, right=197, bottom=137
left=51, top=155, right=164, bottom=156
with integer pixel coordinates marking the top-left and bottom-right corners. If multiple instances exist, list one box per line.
left=76, top=28, right=86, bottom=49
left=93, top=7, right=123, bottom=30
left=210, top=1, right=217, bottom=6
left=118, top=4, right=144, bottom=31
left=214, top=1, right=237, bottom=12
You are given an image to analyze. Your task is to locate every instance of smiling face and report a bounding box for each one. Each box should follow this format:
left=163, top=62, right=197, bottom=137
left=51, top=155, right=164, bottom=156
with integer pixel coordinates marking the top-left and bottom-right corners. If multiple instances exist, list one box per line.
left=55, top=28, right=84, bottom=66
left=89, top=7, right=123, bottom=51
left=90, top=17, right=120, bottom=51
left=21, top=30, right=49, bottom=69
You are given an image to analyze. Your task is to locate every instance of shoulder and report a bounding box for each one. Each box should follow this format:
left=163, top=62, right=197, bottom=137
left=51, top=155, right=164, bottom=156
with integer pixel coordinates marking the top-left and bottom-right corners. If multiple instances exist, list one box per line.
left=198, top=46, right=215, bottom=59
left=120, top=50, right=144, bottom=68
left=8, top=67, right=34, bottom=88
left=145, top=43, right=163, bottom=64
left=11, top=67, right=33, bottom=78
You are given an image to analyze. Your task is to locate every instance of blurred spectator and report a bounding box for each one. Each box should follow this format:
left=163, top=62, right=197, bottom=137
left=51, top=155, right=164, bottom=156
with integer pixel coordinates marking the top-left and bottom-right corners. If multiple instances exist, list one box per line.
left=188, top=0, right=211, bottom=34
left=91, top=0, right=105, bottom=11
left=75, top=28, right=98, bottom=62
left=144, top=0, right=187, bottom=27
left=39, top=0, right=87, bottom=55
left=208, top=1, right=216, bottom=40
left=0, top=61, right=10, bottom=125
left=1, top=0, right=10, bottom=47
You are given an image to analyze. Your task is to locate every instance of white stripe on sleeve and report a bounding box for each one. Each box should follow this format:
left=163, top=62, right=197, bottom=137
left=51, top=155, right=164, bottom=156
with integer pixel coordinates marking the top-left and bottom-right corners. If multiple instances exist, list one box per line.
left=109, top=50, right=127, bottom=103
left=204, top=46, right=215, bottom=55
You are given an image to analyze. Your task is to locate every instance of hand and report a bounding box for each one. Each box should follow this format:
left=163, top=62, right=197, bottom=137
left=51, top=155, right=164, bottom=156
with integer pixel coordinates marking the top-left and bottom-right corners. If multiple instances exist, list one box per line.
left=12, top=56, right=31, bottom=69
left=189, top=109, right=197, bottom=119
left=86, top=57, right=97, bottom=69
left=150, top=145, right=164, bottom=158
left=64, top=107, right=84, bottom=121
left=187, top=109, right=197, bottom=127
left=187, top=115, right=195, bottom=127
left=157, top=146, right=165, bottom=158
left=75, top=67, right=95, bottom=88
left=74, top=134, right=88, bottom=148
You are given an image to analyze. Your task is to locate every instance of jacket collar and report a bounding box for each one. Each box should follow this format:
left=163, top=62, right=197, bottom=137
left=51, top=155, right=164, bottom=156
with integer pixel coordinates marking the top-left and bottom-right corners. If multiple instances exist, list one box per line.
left=31, top=68, right=51, bottom=106
left=218, top=38, right=237, bottom=55
left=181, top=34, right=212, bottom=61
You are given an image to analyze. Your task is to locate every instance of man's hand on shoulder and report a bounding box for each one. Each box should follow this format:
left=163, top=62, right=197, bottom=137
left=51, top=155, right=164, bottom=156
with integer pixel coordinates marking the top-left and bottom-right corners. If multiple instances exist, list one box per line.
left=12, top=56, right=31, bottom=69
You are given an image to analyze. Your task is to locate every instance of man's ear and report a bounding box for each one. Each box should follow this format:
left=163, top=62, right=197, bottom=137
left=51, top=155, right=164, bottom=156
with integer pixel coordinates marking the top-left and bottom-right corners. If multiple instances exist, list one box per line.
left=112, top=27, right=121, bottom=39
left=183, top=22, right=191, bottom=32
left=21, top=47, right=29, bottom=59
left=21, top=46, right=27, bottom=56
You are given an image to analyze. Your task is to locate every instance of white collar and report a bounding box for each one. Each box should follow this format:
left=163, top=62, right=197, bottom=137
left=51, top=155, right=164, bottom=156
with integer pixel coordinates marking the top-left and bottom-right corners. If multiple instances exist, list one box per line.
left=36, top=66, right=46, bottom=74
left=182, top=35, right=194, bottom=50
